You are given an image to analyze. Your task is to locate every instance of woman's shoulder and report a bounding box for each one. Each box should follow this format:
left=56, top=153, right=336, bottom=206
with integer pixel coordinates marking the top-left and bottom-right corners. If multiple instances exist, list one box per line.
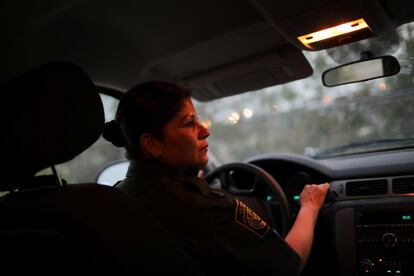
left=166, top=176, right=233, bottom=205
left=117, top=174, right=235, bottom=217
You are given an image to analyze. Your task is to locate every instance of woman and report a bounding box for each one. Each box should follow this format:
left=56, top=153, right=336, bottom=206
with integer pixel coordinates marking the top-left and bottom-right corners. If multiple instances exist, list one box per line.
left=103, top=81, right=329, bottom=275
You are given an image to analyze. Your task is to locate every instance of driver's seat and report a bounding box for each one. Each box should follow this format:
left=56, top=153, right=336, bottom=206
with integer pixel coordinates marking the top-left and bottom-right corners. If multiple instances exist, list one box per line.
left=0, top=62, right=204, bottom=275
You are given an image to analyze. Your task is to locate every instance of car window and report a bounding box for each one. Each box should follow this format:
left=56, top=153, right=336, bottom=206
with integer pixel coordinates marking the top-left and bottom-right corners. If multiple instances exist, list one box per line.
left=194, top=22, right=414, bottom=162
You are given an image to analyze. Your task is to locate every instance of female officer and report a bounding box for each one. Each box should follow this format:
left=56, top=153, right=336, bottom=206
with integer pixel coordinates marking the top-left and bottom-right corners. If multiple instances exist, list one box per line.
left=103, top=81, right=329, bottom=275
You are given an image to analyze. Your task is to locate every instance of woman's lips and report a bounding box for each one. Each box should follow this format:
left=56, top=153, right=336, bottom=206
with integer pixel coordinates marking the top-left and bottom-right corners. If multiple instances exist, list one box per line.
left=199, top=144, right=209, bottom=152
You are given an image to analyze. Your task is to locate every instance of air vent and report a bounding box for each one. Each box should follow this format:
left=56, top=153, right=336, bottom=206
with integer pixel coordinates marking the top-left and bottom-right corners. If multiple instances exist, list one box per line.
left=345, top=179, right=388, bottom=196
left=392, top=177, right=414, bottom=194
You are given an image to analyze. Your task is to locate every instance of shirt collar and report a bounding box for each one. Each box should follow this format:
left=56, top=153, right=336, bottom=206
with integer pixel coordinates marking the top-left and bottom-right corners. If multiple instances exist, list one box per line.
left=126, top=158, right=180, bottom=179
left=125, top=158, right=212, bottom=196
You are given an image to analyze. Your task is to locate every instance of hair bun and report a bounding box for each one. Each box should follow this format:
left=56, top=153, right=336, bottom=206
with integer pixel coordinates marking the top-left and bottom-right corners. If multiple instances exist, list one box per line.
left=102, top=120, right=125, bottom=147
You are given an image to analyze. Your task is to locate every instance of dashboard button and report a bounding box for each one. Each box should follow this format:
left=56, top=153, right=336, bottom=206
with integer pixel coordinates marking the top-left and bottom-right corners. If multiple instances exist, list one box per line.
left=382, top=233, right=397, bottom=247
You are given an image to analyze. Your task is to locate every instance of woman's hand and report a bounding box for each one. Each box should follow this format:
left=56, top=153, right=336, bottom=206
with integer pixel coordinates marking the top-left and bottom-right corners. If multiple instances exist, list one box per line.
left=299, top=183, right=330, bottom=212
left=285, top=182, right=330, bottom=271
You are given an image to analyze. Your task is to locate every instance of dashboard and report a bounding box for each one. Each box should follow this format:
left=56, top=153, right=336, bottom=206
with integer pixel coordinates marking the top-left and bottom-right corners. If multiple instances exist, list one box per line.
left=245, top=149, right=414, bottom=276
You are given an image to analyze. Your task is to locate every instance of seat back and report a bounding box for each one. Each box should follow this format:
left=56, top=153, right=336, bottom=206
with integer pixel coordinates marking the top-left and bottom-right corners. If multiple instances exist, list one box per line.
left=0, top=63, right=204, bottom=275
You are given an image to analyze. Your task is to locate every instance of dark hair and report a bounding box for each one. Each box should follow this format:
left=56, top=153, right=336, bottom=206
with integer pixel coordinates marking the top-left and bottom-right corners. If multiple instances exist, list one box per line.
left=103, top=81, right=191, bottom=159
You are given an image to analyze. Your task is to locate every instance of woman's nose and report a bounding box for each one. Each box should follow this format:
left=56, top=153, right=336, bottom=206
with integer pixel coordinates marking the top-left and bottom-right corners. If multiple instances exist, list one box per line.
left=198, top=122, right=210, bottom=139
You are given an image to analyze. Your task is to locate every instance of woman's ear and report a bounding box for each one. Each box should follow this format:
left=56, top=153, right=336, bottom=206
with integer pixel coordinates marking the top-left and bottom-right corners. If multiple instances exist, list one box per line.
left=140, top=133, right=163, bottom=158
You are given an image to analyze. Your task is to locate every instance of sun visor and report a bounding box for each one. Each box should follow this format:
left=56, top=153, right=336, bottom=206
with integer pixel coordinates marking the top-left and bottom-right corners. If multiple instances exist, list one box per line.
left=188, top=45, right=312, bottom=102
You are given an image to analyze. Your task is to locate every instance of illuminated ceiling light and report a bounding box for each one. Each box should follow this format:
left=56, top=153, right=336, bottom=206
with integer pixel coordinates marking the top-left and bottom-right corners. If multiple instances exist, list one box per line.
left=242, top=108, right=253, bottom=119
left=228, top=112, right=240, bottom=124
left=297, top=18, right=371, bottom=49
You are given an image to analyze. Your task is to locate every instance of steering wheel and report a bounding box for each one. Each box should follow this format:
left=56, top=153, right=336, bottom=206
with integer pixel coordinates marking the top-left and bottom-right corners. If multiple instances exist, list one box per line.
left=205, top=162, right=291, bottom=238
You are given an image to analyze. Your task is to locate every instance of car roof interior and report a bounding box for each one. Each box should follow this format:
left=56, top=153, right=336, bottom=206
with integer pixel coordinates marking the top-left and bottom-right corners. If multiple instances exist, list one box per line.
left=2, top=0, right=414, bottom=101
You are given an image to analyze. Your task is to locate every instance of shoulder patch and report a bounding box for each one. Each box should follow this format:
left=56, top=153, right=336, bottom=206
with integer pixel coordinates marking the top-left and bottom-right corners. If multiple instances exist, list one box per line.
left=234, top=199, right=270, bottom=238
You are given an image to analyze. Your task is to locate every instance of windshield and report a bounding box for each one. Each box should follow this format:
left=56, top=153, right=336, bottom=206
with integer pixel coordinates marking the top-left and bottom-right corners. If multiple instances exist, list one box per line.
left=194, top=22, right=414, bottom=162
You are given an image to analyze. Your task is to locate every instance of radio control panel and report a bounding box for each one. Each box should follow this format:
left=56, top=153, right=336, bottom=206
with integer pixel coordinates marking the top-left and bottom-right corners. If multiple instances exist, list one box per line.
left=355, top=210, right=414, bottom=276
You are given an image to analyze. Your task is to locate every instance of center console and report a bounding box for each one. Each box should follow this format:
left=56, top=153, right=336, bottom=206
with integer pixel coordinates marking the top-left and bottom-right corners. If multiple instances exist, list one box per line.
left=355, top=210, right=414, bottom=275
left=333, top=199, right=414, bottom=276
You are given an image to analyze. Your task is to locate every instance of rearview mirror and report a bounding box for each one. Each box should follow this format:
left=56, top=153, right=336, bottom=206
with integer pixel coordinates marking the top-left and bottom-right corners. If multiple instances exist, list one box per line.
left=322, top=56, right=400, bottom=87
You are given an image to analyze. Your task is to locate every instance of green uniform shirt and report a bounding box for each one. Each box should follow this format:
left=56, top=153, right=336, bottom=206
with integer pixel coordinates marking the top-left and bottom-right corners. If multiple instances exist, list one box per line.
left=117, top=159, right=300, bottom=275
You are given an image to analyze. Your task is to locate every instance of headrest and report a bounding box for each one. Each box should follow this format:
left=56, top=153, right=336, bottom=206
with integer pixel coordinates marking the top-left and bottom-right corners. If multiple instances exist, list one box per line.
left=0, top=62, right=104, bottom=185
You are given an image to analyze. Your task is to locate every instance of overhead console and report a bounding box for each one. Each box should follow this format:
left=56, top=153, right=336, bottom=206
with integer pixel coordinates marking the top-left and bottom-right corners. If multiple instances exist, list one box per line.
left=252, top=0, right=398, bottom=51
left=147, top=0, right=414, bottom=101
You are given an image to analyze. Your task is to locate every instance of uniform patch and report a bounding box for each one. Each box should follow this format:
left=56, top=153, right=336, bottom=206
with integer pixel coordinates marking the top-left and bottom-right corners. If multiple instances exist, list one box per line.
left=234, top=199, right=270, bottom=238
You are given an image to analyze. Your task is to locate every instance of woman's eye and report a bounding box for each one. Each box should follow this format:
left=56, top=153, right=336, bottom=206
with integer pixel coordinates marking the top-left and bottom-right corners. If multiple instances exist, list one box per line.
left=185, top=120, right=195, bottom=127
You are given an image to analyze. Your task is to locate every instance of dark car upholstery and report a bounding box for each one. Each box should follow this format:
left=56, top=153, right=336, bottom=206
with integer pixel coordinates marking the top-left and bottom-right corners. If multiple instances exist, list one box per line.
left=0, top=63, right=204, bottom=275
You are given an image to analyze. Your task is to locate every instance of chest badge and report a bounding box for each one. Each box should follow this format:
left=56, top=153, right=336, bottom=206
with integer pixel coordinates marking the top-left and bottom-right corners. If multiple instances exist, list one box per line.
left=234, top=199, right=270, bottom=238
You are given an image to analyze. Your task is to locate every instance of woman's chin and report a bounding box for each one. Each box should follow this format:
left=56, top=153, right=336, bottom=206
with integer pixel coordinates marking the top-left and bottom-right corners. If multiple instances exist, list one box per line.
left=198, top=155, right=209, bottom=167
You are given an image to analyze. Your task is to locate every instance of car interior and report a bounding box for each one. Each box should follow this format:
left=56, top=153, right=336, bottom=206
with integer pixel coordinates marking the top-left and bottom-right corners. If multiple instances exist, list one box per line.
left=1, top=0, right=414, bottom=275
